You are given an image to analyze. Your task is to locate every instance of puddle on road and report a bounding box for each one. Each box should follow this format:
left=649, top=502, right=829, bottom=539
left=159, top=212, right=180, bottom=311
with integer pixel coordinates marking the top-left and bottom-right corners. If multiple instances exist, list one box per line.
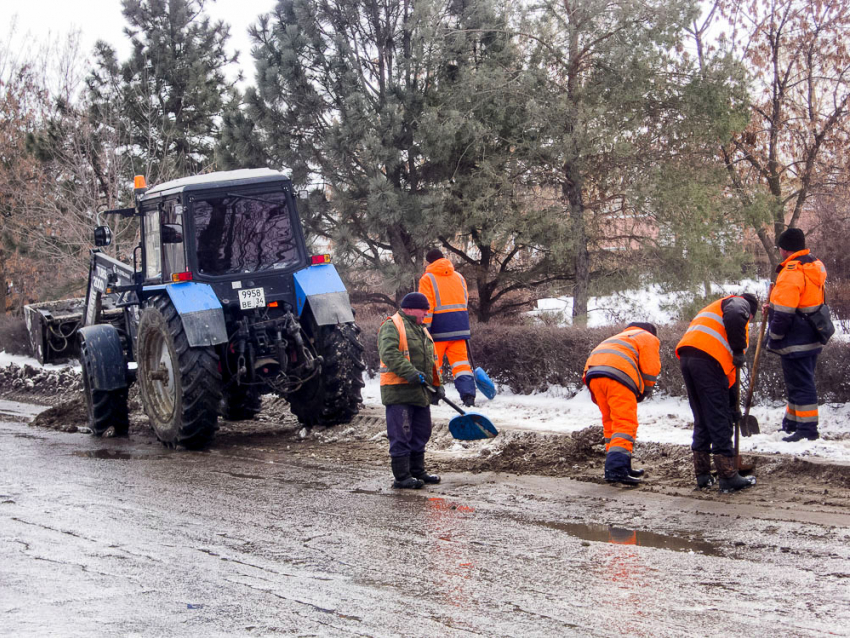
left=536, top=520, right=721, bottom=556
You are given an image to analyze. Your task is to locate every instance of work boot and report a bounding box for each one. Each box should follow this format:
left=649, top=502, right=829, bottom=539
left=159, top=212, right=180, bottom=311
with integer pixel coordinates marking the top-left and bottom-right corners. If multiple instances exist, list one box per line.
left=604, top=452, right=642, bottom=486
left=714, top=455, right=756, bottom=493
left=410, top=451, right=441, bottom=484
left=782, top=430, right=819, bottom=443
left=692, top=451, right=715, bottom=489
left=628, top=457, right=645, bottom=478
left=390, top=456, right=424, bottom=489
left=461, top=394, right=475, bottom=408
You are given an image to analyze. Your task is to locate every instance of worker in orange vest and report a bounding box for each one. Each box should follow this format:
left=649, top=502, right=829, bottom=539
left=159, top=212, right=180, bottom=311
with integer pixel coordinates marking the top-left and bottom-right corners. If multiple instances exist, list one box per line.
left=378, top=292, right=444, bottom=489
left=418, top=248, right=476, bottom=406
left=583, top=323, right=661, bottom=485
left=766, top=228, right=827, bottom=442
left=676, top=293, right=758, bottom=492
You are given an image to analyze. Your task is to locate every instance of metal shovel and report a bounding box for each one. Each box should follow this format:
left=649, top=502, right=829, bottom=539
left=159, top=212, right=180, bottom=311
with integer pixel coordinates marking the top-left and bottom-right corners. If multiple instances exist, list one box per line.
left=733, top=368, right=757, bottom=474
left=428, top=385, right=498, bottom=440
left=739, top=310, right=768, bottom=437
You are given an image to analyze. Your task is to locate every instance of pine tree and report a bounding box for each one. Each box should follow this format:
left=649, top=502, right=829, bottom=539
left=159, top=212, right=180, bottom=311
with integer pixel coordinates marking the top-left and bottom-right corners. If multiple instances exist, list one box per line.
left=521, top=0, right=748, bottom=323
left=97, top=0, right=239, bottom=182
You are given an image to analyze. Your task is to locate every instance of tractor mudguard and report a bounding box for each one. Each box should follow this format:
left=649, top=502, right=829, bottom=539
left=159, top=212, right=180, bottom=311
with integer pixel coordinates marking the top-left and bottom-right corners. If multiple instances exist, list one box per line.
left=293, top=264, right=355, bottom=326
left=78, top=325, right=128, bottom=391
left=144, top=282, right=228, bottom=347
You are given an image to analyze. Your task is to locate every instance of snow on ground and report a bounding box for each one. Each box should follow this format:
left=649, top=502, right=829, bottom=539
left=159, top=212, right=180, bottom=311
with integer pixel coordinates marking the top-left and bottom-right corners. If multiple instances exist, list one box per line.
left=534, top=278, right=849, bottom=340
left=0, top=351, right=76, bottom=371
left=362, top=375, right=850, bottom=464
left=533, top=280, right=773, bottom=326
left=5, top=337, right=849, bottom=464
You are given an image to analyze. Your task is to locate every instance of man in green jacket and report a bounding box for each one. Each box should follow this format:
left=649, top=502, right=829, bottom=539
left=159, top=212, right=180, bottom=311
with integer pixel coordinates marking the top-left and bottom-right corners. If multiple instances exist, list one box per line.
left=378, top=292, right=445, bottom=489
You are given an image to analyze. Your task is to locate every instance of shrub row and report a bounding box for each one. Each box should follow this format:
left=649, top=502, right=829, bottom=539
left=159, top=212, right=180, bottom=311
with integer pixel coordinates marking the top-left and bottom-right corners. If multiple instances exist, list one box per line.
left=3, top=311, right=846, bottom=404
left=358, top=316, right=850, bottom=403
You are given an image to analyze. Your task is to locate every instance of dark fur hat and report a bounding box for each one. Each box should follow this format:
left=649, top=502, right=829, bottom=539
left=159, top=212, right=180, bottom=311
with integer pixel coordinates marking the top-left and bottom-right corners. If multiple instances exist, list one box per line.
left=777, top=228, right=806, bottom=252
left=425, top=248, right=444, bottom=263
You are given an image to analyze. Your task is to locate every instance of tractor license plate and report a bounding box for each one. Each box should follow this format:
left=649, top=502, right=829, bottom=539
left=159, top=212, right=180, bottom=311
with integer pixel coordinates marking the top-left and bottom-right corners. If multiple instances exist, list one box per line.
left=238, top=287, right=266, bottom=309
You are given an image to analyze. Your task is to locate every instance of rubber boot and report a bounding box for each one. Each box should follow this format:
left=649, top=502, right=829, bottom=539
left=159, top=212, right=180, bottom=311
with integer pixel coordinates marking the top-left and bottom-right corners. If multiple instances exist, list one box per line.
left=604, top=452, right=642, bottom=486
left=410, top=451, right=440, bottom=484
left=391, top=456, right=424, bottom=489
left=461, top=394, right=475, bottom=408
left=714, top=455, right=756, bottom=493
left=628, top=457, right=645, bottom=478
left=782, top=430, right=819, bottom=443
left=692, top=451, right=715, bottom=489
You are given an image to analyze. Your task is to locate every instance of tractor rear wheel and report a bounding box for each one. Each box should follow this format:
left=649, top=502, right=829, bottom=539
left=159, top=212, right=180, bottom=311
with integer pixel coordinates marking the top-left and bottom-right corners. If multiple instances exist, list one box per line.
left=288, top=321, right=365, bottom=426
left=136, top=295, right=222, bottom=449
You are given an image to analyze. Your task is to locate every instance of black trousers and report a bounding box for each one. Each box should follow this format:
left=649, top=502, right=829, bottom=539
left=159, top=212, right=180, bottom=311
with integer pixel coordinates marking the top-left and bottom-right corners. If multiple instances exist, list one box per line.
left=780, top=355, right=819, bottom=435
left=680, top=356, right=734, bottom=457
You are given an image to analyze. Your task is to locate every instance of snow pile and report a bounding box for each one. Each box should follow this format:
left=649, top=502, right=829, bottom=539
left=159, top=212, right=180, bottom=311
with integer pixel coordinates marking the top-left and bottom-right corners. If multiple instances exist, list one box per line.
left=362, top=376, right=850, bottom=463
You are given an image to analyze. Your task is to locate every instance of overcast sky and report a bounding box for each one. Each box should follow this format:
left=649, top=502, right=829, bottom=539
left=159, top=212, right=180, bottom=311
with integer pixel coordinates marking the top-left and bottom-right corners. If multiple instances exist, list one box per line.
left=0, top=0, right=279, bottom=85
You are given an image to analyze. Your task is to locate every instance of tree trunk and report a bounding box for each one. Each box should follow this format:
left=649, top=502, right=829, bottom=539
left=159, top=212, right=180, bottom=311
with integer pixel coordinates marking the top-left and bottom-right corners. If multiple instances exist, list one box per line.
left=0, top=250, right=6, bottom=316
left=564, top=164, right=589, bottom=326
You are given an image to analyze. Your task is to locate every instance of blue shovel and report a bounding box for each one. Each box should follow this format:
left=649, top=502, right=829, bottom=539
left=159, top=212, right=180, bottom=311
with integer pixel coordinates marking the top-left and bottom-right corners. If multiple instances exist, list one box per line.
left=428, top=385, right=498, bottom=440
left=466, top=341, right=497, bottom=400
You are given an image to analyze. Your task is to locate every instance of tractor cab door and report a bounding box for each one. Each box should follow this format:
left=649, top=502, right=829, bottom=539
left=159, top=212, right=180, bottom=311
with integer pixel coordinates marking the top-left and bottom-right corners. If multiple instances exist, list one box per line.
left=143, top=199, right=187, bottom=283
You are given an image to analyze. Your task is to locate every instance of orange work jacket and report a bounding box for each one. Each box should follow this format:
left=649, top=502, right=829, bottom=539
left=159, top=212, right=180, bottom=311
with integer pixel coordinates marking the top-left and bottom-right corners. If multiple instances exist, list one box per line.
left=418, top=258, right=471, bottom=341
left=767, top=249, right=827, bottom=356
left=583, top=327, right=661, bottom=398
left=676, top=296, right=749, bottom=388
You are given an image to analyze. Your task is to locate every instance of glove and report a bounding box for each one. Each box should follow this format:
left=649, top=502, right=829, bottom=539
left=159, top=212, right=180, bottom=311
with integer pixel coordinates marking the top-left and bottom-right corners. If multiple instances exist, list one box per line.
left=733, top=408, right=743, bottom=422
left=637, top=387, right=653, bottom=403
left=406, top=372, right=427, bottom=386
left=732, top=353, right=746, bottom=368
left=431, top=385, right=446, bottom=405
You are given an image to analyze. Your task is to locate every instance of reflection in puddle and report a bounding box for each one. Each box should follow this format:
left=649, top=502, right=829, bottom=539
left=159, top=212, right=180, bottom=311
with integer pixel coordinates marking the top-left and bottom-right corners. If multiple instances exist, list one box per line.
left=537, top=520, right=721, bottom=556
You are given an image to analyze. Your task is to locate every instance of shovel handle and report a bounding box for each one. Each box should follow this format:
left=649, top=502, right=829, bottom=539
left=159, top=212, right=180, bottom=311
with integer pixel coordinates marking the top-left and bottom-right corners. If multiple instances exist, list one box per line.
left=742, top=310, right=768, bottom=420
left=734, top=368, right=741, bottom=459
left=426, top=384, right=466, bottom=416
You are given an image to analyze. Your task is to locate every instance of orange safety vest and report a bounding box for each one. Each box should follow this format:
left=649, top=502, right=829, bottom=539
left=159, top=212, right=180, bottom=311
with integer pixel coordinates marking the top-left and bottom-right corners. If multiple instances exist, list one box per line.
left=676, top=296, right=749, bottom=388
left=583, top=327, right=661, bottom=397
left=379, top=313, right=440, bottom=386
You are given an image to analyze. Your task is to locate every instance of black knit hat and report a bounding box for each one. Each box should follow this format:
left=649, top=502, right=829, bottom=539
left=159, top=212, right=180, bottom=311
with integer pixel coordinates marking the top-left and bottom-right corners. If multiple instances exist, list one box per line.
left=400, top=292, right=430, bottom=310
left=741, top=293, right=759, bottom=317
left=777, top=228, right=806, bottom=252
left=425, top=248, right=444, bottom=263
left=627, top=322, right=658, bottom=337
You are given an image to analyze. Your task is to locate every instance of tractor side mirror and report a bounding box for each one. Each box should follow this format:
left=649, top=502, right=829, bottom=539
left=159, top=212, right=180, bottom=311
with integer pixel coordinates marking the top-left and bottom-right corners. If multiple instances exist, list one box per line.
left=94, top=225, right=112, bottom=247
left=161, top=223, right=184, bottom=244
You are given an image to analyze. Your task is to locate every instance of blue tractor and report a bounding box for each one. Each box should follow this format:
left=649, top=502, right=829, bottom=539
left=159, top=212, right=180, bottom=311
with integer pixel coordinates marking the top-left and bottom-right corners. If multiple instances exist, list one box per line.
left=77, top=169, right=365, bottom=449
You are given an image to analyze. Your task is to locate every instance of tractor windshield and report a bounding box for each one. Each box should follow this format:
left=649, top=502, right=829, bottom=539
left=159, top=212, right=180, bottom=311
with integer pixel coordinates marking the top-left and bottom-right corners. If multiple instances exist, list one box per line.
left=192, top=191, right=300, bottom=276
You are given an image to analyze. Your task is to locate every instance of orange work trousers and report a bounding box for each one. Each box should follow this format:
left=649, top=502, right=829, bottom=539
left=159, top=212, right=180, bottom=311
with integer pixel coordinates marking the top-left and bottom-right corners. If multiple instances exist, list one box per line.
left=588, top=377, right=639, bottom=456
left=434, top=340, right=475, bottom=397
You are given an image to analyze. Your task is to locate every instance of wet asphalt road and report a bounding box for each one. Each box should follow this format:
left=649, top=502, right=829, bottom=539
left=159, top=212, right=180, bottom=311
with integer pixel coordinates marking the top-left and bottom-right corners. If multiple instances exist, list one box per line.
left=2, top=419, right=849, bottom=637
